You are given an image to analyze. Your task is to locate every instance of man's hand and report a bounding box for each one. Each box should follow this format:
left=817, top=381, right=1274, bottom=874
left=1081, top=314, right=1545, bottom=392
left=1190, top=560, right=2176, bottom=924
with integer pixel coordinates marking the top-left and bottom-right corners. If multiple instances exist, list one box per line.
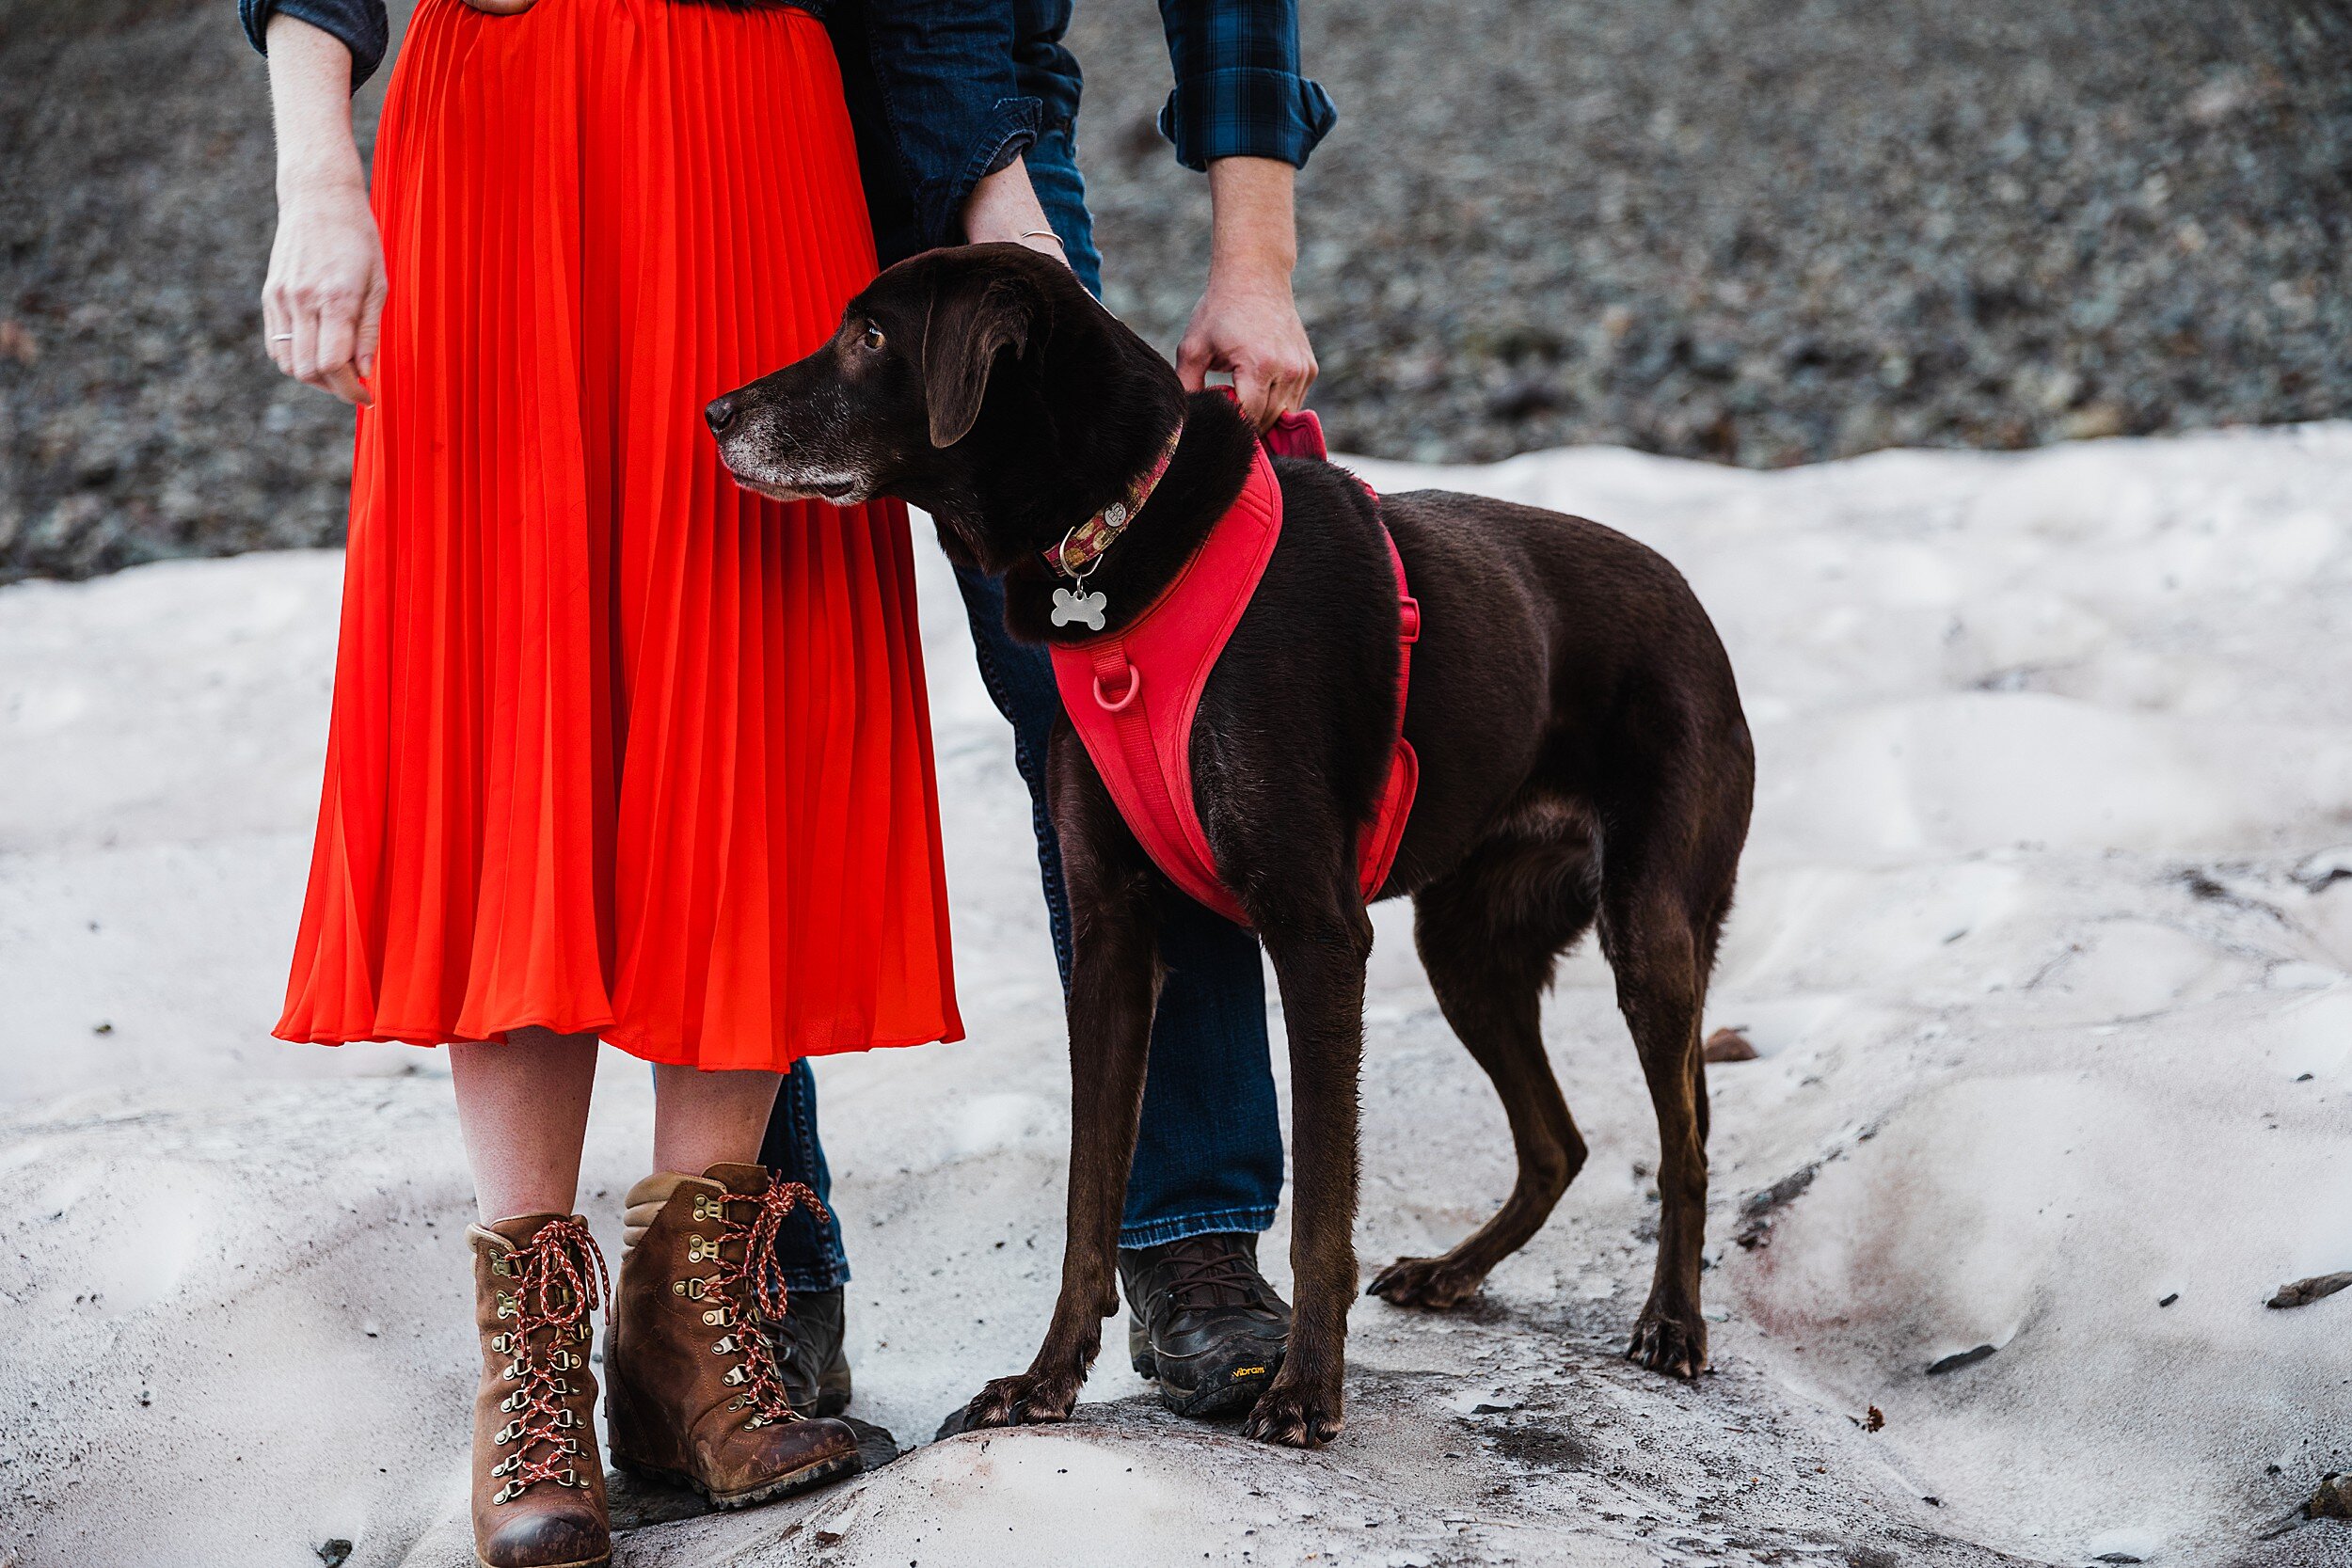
left=1179, top=157, right=1315, bottom=431
left=961, top=157, right=1071, bottom=270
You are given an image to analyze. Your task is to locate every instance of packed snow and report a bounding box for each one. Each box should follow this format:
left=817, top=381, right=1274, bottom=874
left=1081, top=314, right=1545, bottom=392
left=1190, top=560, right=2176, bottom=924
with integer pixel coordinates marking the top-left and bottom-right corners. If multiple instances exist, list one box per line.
left=4, top=424, right=2350, bottom=1567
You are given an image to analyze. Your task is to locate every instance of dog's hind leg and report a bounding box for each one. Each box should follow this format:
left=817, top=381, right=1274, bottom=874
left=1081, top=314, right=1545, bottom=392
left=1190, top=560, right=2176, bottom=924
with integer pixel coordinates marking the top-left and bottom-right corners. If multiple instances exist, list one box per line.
left=1598, top=866, right=1714, bottom=1381
left=1368, top=832, right=1595, bottom=1311
left=956, top=742, right=1162, bottom=1432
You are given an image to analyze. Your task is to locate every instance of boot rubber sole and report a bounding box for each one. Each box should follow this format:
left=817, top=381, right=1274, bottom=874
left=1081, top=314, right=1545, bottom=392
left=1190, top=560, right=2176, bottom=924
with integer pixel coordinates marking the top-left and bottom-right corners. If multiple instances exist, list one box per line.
left=476, top=1555, right=608, bottom=1568
left=610, top=1448, right=861, bottom=1511
left=1129, top=1324, right=1285, bottom=1419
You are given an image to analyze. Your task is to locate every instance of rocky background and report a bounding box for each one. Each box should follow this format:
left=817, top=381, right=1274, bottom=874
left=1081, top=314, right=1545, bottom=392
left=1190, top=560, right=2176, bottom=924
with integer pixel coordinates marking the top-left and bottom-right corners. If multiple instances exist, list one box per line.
left=3, top=0, right=2348, bottom=583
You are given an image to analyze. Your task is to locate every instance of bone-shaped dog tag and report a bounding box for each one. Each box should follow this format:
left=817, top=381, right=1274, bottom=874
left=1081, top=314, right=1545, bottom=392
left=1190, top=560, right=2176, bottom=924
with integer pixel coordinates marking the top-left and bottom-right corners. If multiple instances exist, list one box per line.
left=1051, top=586, right=1107, bottom=632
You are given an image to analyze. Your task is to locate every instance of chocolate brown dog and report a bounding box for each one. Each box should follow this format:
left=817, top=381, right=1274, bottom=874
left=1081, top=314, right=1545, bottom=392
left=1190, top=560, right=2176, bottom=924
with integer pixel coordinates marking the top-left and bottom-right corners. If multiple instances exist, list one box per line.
left=707, top=245, right=1754, bottom=1449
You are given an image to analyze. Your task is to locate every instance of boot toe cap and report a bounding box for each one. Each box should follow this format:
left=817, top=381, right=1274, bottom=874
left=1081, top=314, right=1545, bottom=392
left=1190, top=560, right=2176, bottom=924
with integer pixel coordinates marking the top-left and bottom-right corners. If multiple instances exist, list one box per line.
left=479, top=1503, right=611, bottom=1568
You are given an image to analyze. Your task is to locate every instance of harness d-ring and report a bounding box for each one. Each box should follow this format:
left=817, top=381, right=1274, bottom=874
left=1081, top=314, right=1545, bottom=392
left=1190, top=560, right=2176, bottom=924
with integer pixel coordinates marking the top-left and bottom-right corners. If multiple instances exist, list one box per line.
left=1093, top=663, right=1141, bottom=712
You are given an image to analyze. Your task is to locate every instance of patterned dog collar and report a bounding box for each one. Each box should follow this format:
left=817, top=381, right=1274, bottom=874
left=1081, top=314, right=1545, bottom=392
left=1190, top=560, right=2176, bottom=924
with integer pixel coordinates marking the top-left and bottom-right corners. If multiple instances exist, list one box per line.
left=1046, top=420, right=1184, bottom=580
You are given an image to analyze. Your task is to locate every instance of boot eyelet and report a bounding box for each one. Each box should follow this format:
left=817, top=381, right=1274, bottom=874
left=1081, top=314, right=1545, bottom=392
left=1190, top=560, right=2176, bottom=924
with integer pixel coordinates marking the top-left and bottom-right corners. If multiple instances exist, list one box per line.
left=688, top=1235, right=716, bottom=1262
left=501, top=1359, right=523, bottom=1381
left=493, top=1481, right=520, bottom=1505
left=495, top=1292, right=516, bottom=1319
left=722, top=1366, right=747, bottom=1386
left=554, top=1408, right=580, bottom=1429
left=701, top=1307, right=731, bottom=1326
left=710, top=1336, right=737, bottom=1354
left=490, top=1333, right=514, bottom=1353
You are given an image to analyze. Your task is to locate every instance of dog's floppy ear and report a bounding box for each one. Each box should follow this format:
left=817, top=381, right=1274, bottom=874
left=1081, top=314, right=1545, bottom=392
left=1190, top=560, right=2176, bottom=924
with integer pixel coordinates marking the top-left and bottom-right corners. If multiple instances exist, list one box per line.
left=920, top=272, right=1034, bottom=449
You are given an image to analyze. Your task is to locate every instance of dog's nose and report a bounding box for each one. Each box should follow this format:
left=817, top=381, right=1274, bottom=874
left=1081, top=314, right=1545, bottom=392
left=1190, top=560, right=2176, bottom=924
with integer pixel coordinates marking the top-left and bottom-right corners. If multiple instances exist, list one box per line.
left=705, top=393, right=739, bottom=435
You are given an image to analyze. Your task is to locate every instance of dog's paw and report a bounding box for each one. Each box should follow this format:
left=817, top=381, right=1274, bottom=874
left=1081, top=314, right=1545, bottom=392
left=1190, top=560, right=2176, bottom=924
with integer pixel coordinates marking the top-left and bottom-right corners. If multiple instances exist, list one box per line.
left=1240, top=1378, right=1343, bottom=1449
left=1366, top=1254, right=1486, bottom=1310
left=1627, top=1305, right=1708, bottom=1380
left=956, top=1370, right=1081, bottom=1431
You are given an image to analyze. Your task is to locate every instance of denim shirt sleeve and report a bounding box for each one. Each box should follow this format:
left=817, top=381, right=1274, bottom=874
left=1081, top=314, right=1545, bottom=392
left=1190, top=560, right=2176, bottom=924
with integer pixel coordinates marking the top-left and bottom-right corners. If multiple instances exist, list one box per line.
left=849, top=0, right=1045, bottom=255
left=239, top=0, right=391, bottom=91
left=1153, top=0, right=1337, bottom=171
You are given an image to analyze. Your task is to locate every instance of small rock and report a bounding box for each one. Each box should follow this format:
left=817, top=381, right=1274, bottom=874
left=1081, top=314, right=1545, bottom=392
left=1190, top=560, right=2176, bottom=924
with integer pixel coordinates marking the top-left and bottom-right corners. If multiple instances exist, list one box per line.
left=2309, top=1473, right=2352, bottom=1519
left=1925, top=1343, right=1998, bottom=1376
left=314, top=1543, right=353, bottom=1568
left=1703, top=1027, right=1758, bottom=1063
left=2293, top=847, right=2352, bottom=892
left=1734, top=1163, right=1819, bottom=1249
left=2265, top=1272, right=2352, bottom=1309
left=2157, top=1292, right=2179, bottom=1307
left=2059, top=402, right=2128, bottom=440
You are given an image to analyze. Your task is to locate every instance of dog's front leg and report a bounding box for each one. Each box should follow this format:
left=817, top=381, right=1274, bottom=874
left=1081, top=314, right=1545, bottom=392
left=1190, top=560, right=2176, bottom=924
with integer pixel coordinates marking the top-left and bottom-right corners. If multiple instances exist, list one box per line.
left=1248, top=892, right=1374, bottom=1449
left=957, top=746, right=1160, bottom=1431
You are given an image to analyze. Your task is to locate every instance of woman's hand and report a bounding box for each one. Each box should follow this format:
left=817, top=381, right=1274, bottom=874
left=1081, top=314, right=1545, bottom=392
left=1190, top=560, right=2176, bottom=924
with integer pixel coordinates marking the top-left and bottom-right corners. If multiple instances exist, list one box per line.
left=263, top=176, right=387, bottom=405
left=261, top=15, right=387, bottom=406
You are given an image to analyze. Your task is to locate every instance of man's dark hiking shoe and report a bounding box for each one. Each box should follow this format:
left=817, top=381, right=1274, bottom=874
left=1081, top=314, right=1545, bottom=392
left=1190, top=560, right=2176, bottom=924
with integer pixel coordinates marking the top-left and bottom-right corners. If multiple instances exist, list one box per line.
left=762, top=1285, right=852, bottom=1418
left=1120, top=1233, right=1291, bottom=1418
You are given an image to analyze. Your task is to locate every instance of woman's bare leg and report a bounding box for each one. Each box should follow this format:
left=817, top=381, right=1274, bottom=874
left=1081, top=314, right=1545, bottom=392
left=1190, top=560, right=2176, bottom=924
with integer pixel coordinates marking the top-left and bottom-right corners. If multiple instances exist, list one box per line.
left=652, top=1065, right=785, bottom=1175
left=449, top=1027, right=600, bottom=1221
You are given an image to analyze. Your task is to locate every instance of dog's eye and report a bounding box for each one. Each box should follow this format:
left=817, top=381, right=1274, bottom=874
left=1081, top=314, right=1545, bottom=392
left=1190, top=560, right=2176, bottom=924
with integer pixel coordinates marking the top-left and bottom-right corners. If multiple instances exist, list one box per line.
left=860, top=321, right=885, bottom=351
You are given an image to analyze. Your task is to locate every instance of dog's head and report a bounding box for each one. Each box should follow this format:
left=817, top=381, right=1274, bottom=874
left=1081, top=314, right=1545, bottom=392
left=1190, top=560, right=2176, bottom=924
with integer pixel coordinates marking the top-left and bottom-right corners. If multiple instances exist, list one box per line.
left=707, top=244, right=1184, bottom=571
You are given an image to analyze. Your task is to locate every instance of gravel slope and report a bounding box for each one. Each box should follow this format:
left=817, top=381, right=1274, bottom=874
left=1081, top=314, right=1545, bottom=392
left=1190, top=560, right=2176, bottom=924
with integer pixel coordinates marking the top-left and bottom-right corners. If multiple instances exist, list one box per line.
left=1073, top=0, right=2352, bottom=464
left=2, top=0, right=2347, bottom=573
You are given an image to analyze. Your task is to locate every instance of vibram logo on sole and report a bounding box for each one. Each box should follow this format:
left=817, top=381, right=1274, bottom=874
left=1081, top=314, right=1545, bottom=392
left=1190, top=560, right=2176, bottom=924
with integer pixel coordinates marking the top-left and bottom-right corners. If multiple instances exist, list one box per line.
left=1232, top=1367, right=1267, bottom=1378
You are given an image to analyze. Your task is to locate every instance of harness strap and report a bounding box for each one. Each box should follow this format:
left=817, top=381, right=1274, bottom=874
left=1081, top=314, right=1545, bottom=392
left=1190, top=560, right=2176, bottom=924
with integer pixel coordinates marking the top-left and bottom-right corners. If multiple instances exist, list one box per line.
left=1050, top=408, right=1418, bottom=927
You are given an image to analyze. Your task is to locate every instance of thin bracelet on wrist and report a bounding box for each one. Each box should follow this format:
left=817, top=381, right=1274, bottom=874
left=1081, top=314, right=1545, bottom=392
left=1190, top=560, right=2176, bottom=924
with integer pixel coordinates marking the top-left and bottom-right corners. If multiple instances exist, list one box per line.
left=1018, top=229, right=1066, bottom=251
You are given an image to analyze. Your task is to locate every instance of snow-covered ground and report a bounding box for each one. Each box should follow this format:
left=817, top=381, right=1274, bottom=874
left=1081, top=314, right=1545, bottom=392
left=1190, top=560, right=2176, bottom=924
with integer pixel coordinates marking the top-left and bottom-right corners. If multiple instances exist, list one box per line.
left=4, top=426, right=2350, bottom=1568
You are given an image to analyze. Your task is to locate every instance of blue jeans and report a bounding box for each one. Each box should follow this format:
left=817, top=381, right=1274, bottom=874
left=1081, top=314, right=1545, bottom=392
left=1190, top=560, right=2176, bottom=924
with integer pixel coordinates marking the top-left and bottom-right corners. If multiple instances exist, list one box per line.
left=758, top=124, right=1283, bottom=1292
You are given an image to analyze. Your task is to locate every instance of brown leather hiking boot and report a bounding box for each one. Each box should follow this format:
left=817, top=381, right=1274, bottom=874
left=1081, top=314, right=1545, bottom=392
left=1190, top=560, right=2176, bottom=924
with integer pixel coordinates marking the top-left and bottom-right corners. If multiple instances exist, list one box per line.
left=467, top=1215, right=612, bottom=1568
left=605, top=1165, right=862, bottom=1508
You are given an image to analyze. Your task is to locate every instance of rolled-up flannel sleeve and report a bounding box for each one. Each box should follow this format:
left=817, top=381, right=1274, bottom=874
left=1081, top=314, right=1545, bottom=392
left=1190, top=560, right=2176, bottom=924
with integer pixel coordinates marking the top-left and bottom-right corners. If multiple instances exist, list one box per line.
left=240, top=0, right=390, bottom=90
left=1154, top=0, right=1337, bottom=171
left=856, top=0, right=1045, bottom=253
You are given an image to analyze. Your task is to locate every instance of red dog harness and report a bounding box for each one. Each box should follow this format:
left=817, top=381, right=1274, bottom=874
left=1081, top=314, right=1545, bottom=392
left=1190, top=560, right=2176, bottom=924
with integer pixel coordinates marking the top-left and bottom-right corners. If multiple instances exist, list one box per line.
left=1048, top=411, right=1420, bottom=927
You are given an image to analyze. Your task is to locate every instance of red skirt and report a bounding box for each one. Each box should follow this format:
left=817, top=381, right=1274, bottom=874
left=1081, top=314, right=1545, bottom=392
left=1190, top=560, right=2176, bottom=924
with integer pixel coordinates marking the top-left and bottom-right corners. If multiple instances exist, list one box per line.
left=277, top=0, right=962, bottom=1069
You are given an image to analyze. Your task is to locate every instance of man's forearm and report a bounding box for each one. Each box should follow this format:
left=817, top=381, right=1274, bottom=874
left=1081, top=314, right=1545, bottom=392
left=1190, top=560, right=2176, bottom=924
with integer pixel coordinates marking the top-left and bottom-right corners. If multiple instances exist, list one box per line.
left=1205, top=157, right=1298, bottom=284
left=1181, top=155, right=1314, bottom=423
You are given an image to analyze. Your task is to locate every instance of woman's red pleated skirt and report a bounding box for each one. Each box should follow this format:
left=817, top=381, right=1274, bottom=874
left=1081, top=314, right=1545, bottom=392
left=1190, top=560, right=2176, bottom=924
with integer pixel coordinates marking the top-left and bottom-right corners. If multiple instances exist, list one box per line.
left=276, top=0, right=962, bottom=1069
